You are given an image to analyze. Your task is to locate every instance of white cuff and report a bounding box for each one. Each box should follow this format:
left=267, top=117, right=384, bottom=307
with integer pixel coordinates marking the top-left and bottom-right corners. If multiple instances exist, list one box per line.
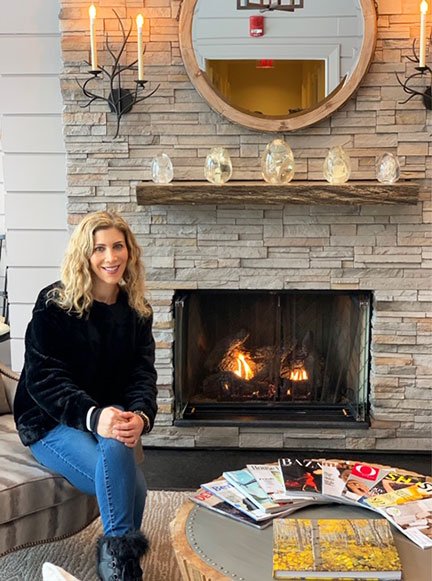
left=86, top=406, right=97, bottom=431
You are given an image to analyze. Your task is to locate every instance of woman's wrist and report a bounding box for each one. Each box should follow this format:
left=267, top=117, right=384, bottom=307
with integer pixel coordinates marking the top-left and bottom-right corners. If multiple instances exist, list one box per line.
left=132, top=410, right=151, bottom=434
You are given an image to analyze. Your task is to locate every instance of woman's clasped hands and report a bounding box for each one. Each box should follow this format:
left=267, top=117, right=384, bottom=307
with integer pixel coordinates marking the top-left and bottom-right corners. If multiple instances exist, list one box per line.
left=97, top=407, right=144, bottom=448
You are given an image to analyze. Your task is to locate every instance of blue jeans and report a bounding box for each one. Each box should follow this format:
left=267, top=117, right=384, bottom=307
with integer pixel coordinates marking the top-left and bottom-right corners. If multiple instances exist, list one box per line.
left=30, top=424, right=147, bottom=537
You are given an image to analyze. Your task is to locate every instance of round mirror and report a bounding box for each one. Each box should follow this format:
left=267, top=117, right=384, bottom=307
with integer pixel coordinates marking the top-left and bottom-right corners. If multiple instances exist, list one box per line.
left=179, top=0, right=377, bottom=132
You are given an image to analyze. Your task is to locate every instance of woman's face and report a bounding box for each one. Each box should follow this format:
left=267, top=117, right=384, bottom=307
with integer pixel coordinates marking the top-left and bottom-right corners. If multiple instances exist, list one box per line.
left=89, top=227, right=129, bottom=291
left=346, top=479, right=371, bottom=496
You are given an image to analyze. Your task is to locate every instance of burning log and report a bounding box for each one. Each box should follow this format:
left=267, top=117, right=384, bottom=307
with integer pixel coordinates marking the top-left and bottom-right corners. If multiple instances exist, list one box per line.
left=280, top=331, right=324, bottom=401
left=204, top=329, right=250, bottom=372
left=201, top=333, right=278, bottom=400
left=202, top=372, right=276, bottom=401
left=221, top=346, right=256, bottom=380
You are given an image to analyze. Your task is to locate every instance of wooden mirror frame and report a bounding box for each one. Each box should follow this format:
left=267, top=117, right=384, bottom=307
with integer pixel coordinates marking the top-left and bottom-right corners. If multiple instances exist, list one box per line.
left=179, top=0, right=377, bottom=132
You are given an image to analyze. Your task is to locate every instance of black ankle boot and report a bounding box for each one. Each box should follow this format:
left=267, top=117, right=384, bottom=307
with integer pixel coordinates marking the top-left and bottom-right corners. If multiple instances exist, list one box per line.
left=97, top=531, right=149, bottom=581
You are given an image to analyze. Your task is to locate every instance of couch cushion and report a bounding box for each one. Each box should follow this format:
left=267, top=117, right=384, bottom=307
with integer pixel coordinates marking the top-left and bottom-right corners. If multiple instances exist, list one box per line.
left=0, top=487, right=99, bottom=557
left=0, top=375, right=10, bottom=414
left=1, top=368, right=18, bottom=410
left=0, top=415, right=88, bottom=526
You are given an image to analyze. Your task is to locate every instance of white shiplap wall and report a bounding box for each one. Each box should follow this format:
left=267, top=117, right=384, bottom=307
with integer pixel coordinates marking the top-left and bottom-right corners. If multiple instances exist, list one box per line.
left=0, top=129, right=10, bottom=366
left=0, top=0, right=68, bottom=371
left=0, top=135, right=5, bottom=243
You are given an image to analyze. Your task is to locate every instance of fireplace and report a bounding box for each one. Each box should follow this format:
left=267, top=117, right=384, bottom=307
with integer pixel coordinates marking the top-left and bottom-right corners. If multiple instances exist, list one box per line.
left=173, top=290, right=372, bottom=428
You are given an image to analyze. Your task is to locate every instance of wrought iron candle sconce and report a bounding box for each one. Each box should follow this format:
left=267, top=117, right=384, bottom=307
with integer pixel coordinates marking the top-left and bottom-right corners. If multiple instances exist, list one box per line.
left=77, top=9, right=159, bottom=139
left=396, top=38, right=431, bottom=110
left=396, top=0, right=430, bottom=111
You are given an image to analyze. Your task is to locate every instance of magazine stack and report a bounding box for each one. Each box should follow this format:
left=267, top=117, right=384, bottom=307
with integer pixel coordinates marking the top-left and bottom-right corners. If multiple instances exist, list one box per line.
left=189, top=457, right=432, bottom=550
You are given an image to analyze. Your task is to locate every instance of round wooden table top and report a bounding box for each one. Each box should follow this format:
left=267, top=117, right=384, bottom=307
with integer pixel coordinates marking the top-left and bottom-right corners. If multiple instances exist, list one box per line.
left=170, top=500, right=432, bottom=581
left=170, top=501, right=229, bottom=580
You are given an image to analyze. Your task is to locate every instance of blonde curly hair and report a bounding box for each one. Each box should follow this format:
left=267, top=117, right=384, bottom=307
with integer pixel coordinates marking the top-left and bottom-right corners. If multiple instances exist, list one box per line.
left=49, top=211, right=151, bottom=318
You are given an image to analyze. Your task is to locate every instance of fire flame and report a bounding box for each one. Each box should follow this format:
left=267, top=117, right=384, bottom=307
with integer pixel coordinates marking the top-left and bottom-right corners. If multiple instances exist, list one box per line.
left=289, top=367, right=308, bottom=382
left=233, top=352, right=255, bottom=381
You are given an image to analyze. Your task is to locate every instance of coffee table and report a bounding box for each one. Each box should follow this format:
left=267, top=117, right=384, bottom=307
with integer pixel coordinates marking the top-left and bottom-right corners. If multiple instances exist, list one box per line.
left=170, top=501, right=432, bottom=581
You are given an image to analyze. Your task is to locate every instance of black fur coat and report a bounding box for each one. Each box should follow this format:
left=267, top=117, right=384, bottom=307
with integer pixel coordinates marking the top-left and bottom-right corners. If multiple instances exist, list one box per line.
left=13, top=284, right=158, bottom=446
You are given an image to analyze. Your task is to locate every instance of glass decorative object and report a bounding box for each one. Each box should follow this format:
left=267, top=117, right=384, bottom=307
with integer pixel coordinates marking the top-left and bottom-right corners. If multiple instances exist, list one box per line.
left=376, top=153, right=400, bottom=184
left=261, top=138, right=295, bottom=184
left=323, top=146, right=351, bottom=185
left=151, top=153, right=174, bottom=184
left=204, top=147, right=233, bottom=185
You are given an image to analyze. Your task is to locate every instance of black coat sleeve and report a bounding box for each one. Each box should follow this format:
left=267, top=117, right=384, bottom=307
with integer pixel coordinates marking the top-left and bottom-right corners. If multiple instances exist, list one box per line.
left=24, top=299, right=98, bottom=431
left=124, top=314, right=158, bottom=430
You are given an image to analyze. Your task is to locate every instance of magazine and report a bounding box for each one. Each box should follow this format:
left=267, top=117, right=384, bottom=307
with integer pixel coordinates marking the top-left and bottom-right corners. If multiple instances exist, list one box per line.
left=321, top=459, right=363, bottom=503
left=189, top=488, right=273, bottom=529
left=279, top=457, right=322, bottom=499
left=272, top=517, right=401, bottom=579
left=382, top=497, right=432, bottom=550
left=365, top=481, right=432, bottom=510
left=223, top=469, right=283, bottom=513
left=341, top=463, right=391, bottom=502
left=246, top=463, right=286, bottom=498
left=359, top=470, right=430, bottom=503
left=201, top=477, right=271, bottom=521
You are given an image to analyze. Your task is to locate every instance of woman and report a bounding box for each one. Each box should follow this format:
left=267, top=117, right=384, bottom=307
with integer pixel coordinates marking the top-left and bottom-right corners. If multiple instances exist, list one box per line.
left=13, top=211, right=157, bottom=581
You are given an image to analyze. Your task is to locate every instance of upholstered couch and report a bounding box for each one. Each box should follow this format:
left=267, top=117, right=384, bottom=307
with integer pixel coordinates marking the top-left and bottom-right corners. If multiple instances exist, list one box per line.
left=0, top=362, right=99, bottom=557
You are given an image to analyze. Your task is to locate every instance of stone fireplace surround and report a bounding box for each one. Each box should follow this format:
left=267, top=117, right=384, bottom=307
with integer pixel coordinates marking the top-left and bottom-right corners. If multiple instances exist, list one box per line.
left=140, top=200, right=431, bottom=453
left=59, top=0, right=431, bottom=452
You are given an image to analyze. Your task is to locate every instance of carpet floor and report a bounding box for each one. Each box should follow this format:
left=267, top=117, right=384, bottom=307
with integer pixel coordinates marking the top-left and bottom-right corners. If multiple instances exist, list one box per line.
left=0, top=490, right=190, bottom=581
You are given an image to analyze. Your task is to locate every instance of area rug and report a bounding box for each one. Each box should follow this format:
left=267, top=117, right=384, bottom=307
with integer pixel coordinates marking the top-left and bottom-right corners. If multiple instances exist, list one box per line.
left=0, top=490, right=191, bottom=581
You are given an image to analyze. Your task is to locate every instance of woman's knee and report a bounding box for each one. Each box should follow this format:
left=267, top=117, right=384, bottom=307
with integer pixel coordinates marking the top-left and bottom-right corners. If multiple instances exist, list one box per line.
left=98, top=437, right=135, bottom=463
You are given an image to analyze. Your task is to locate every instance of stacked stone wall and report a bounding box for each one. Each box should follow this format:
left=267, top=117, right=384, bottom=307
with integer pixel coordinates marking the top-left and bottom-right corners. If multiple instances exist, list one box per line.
left=59, top=0, right=431, bottom=450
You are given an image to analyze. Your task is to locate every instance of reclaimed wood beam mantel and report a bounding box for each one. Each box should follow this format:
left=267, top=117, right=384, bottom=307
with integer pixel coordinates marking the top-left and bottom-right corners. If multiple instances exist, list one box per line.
left=136, top=181, right=420, bottom=206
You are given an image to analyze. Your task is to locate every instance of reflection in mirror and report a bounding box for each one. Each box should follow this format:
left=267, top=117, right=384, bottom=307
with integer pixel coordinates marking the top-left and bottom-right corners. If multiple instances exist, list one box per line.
left=206, top=59, right=326, bottom=116
left=192, top=0, right=364, bottom=118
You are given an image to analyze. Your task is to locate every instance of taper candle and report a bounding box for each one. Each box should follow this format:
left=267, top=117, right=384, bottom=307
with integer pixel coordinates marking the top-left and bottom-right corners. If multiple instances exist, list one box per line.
left=420, top=1, right=428, bottom=68
left=89, top=4, right=98, bottom=70
left=136, top=14, right=144, bottom=81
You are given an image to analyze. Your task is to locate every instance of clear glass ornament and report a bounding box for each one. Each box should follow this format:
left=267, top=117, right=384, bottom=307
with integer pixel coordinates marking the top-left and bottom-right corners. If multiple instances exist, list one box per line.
left=261, top=138, right=295, bottom=184
left=376, top=152, right=400, bottom=184
left=323, top=146, right=351, bottom=185
left=151, top=153, right=174, bottom=184
left=204, top=147, right=233, bottom=185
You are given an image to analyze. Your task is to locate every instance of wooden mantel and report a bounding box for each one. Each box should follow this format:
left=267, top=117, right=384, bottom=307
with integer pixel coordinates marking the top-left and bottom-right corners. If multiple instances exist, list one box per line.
left=136, top=181, right=420, bottom=206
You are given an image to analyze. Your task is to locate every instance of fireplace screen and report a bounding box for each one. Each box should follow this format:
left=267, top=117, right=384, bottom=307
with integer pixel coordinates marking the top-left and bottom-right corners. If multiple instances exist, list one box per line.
left=174, top=291, right=371, bottom=425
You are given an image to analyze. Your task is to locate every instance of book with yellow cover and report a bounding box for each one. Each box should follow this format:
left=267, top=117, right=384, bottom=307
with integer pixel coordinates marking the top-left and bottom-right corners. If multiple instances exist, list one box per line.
left=272, top=517, right=401, bottom=579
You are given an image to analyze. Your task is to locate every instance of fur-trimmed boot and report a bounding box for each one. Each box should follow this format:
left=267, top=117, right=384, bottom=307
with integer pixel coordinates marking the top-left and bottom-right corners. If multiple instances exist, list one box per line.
left=97, top=531, right=149, bottom=581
